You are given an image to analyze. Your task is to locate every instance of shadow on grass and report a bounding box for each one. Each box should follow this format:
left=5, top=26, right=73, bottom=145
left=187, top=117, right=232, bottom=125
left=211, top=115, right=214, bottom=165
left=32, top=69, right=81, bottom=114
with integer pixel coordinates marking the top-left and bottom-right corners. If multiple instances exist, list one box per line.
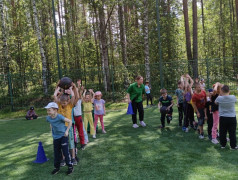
left=1, top=108, right=238, bottom=179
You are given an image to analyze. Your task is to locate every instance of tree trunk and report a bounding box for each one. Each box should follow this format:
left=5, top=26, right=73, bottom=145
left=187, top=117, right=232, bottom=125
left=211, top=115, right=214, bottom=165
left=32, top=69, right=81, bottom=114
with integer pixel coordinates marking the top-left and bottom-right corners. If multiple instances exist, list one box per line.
left=58, top=0, right=67, bottom=69
left=183, top=0, right=193, bottom=74
left=235, top=0, right=238, bottom=28
left=143, top=0, right=150, bottom=83
left=32, top=0, right=48, bottom=95
left=92, top=4, right=102, bottom=85
left=98, top=1, right=110, bottom=91
left=118, top=1, right=129, bottom=88
left=0, top=0, right=9, bottom=73
left=192, top=0, right=198, bottom=78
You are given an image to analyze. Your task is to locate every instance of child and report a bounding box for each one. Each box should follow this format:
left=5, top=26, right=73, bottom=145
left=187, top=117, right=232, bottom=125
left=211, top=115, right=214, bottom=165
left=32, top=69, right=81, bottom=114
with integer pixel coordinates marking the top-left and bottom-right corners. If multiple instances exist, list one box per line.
left=82, top=89, right=95, bottom=138
left=93, top=91, right=106, bottom=138
left=200, top=78, right=206, bottom=90
left=73, top=79, right=86, bottom=150
left=211, top=82, right=222, bottom=144
left=192, top=83, right=207, bottom=139
left=175, top=76, right=184, bottom=126
left=183, top=74, right=194, bottom=132
left=54, top=83, right=78, bottom=165
left=158, top=88, right=174, bottom=128
left=26, top=107, right=38, bottom=120
left=215, top=85, right=237, bottom=149
left=45, top=102, right=74, bottom=175
left=145, top=81, right=153, bottom=107
left=206, top=89, right=213, bottom=140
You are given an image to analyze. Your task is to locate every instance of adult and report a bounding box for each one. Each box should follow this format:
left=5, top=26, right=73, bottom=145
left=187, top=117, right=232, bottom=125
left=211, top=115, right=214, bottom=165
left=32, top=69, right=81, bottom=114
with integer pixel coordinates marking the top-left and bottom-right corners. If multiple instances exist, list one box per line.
left=127, top=75, right=146, bottom=128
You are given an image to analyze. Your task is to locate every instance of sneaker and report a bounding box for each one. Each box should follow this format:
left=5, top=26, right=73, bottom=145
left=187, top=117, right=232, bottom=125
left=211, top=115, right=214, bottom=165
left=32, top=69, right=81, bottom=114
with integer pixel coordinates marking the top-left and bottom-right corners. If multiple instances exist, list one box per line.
left=67, top=167, right=74, bottom=175
left=208, top=135, right=212, bottom=141
left=60, top=160, right=66, bottom=167
left=72, top=158, right=77, bottom=166
left=221, top=146, right=225, bottom=149
left=199, top=135, right=204, bottom=139
left=211, top=138, right=219, bottom=144
left=102, top=130, right=107, bottom=134
left=132, top=124, right=139, bottom=128
left=140, top=121, right=146, bottom=127
left=51, top=168, right=60, bottom=175
left=80, top=144, right=86, bottom=150
left=93, top=135, right=96, bottom=139
left=159, top=125, right=165, bottom=129
left=182, top=127, right=186, bottom=131
left=231, top=146, right=238, bottom=150
left=185, top=128, right=189, bottom=133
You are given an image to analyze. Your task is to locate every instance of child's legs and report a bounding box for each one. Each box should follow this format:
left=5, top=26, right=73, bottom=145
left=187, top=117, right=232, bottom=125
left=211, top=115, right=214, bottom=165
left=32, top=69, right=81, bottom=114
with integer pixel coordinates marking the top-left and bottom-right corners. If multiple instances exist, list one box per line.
left=68, top=127, right=75, bottom=158
left=212, top=111, right=219, bottom=139
left=83, top=114, right=89, bottom=132
left=161, top=113, right=166, bottom=127
left=82, top=125, right=88, bottom=143
left=227, top=117, right=237, bottom=148
left=138, top=101, right=144, bottom=121
left=87, top=113, right=95, bottom=135
left=207, top=115, right=213, bottom=136
left=61, top=136, right=73, bottom=167
left=197, top=109, right=205, bottom=134
left=149, top=94, right=153, bottom=104
left=74, top=116, right=85, bottom=145
left=131, top=101, right=138, bottom=124
left=146, top=94, right=149, bottom=105
left=53, top=138, right=62, bottom=169
left=219, top=116, right=228, bottom=147
left=188, top=104, right=194, bottom=126
left=99, top=115, right=105, bottom=130
left=183, top=102, right=189, bottom=127
left=178, top=103, right=183, bottom=125
left=94, top=114, right=99, bottom=133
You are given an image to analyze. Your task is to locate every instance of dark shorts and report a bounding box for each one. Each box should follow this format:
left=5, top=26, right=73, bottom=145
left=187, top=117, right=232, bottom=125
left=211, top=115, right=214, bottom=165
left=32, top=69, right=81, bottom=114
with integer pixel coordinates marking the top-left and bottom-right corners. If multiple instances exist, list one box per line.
left=197, top=108, right=205, bottom=126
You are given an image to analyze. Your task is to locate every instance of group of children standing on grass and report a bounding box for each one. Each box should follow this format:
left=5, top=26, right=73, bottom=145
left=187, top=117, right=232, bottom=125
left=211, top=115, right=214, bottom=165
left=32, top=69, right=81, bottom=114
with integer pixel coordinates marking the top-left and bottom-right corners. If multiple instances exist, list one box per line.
left=45, top=79, right=106, bottom=175
left=171, top=74, right=237, bottom=149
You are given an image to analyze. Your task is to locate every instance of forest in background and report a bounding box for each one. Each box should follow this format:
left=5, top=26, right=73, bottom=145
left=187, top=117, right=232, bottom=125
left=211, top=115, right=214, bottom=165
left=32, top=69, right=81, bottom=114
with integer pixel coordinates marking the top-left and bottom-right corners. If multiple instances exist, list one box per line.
left=0, top=0, right=238, bottom=108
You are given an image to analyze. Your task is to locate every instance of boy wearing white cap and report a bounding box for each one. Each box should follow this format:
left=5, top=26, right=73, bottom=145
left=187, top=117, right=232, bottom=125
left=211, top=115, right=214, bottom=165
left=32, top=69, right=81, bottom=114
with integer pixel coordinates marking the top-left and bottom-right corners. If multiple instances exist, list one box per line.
left=45, top=102, right=74, bottom=175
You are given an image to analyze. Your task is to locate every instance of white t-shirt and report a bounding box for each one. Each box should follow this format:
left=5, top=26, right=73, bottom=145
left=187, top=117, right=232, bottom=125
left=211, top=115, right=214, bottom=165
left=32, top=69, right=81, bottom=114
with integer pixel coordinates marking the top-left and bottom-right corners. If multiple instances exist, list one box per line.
left=74, top=99, right=82, bottom=116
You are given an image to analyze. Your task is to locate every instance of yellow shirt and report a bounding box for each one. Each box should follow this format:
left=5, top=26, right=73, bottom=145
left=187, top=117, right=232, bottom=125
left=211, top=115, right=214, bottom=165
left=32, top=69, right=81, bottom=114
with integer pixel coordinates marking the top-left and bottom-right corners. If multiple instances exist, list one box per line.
left=83, top=102, right=93, bottom=112
left=57, top=103, right=73, bottom=126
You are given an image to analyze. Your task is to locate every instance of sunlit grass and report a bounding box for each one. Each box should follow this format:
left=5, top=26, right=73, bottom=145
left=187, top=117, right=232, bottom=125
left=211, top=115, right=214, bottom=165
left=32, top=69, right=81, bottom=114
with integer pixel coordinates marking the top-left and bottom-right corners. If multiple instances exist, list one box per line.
left=1, top=105, right=238, bottom=179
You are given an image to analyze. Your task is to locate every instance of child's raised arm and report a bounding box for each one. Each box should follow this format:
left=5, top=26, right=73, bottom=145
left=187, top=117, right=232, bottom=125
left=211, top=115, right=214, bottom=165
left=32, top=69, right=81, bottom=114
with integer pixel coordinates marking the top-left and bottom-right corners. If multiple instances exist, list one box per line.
left=186, top=74, right=194, bottom=88
left=53, top=86, right=61, bottom=103
left=89, top=89, right=95, bottom=103
left=180, top=75, right=185, bottom=90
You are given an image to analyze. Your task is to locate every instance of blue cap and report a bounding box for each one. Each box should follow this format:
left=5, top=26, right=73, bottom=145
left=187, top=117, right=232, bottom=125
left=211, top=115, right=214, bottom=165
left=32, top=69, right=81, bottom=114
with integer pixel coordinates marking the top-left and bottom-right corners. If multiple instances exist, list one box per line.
left=208, top=88, right=213, bottom=92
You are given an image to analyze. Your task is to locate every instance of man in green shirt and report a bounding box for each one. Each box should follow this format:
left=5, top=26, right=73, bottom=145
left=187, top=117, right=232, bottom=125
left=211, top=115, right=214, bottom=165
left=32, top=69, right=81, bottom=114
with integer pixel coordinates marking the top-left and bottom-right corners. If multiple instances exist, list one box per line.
left=127, top=75, right=146, bottom=128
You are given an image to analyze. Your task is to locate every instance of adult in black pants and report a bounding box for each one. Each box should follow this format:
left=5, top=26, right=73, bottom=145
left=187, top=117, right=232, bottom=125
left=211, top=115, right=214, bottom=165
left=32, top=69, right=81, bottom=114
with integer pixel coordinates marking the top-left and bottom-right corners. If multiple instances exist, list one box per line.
left=215, top=85, right=237, bottom=149
left=127, top=76, right=146, bottom=128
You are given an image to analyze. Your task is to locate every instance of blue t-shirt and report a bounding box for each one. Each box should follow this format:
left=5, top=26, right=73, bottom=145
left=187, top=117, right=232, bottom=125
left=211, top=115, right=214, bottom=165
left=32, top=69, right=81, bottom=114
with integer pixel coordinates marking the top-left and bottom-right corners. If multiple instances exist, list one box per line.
left=94, top=99, right=105, bottom=115
left=145, top=85, right=150, bottom=94
left=175, top=89, right=183, bottom=103
left=159, top=95, right=173, bottom=107
left=46, top=114, right=66, bottom=139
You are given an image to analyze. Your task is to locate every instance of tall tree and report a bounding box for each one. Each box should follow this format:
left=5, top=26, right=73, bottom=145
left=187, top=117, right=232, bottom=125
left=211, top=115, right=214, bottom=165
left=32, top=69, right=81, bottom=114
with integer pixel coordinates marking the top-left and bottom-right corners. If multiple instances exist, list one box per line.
left=182, top=0, right=193, bottom=72
left=143, top=0, right=150, bottom=82
left=0, top=0, right=9, bottom=74
left=118, top=0, right=129, bottom=87
left=32, top=0, right=48, bottom=95
left=192, top=0, right=198, bottom=78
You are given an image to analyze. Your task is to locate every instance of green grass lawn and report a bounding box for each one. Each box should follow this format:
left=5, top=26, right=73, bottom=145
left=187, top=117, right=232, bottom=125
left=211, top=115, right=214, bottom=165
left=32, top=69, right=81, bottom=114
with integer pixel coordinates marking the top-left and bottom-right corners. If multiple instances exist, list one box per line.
left=1, top=106, right=238, bottom=180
